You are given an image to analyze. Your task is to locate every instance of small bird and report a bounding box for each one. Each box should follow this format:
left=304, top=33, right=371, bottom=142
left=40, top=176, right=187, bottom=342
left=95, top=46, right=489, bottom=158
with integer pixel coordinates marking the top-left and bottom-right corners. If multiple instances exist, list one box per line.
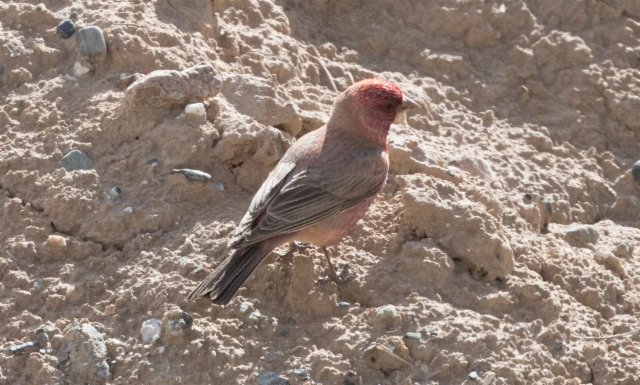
left=188, top=78, right=419, bottom=305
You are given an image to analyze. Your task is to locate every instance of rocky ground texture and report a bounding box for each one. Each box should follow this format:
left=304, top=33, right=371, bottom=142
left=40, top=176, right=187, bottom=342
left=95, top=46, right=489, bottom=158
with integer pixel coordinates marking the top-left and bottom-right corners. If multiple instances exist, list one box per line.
left=1, top=0, right=640, bottom=384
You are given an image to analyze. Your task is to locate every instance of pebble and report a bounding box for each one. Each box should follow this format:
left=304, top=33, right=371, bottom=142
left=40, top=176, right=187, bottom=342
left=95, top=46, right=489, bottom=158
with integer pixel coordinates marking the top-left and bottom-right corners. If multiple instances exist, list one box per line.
left=108, top=186, right=122, bottom=197
left=0, top=66, right=4, bottom=76
left=59, top=150, right=94, bottom=171
left=57, top=323, right=109, bottom=382
left=56, top=19, right=75, bottom=39
left=565, top=225, right=599, bottom=244
left=376, top=304, right=397, bottom=318
left=146, top=158, right=158, bottom=165
left=123, top=206, right=133, bottom=213
left=70, top=12, right=78, bottom=19
left=632, top=160, right=640, bottom=184
left=214, top=182, right=224, bottom=191
left=140, top=319, right=161, bottom=343
left=468, top=371, right=478, bottom=380
left=75, top=26, right=107, bottom=58
left=105, top=304, right=116, bottom=316
left=164, top=309, right=193, bottom=336
left=9, top=341, right=39, bottom=355
left=35, top=328, right=49, bottom=343
left=184, top=102, right=206, bottom=117
left=404, top=332, right=421, bottom=340
left=292, top=369, right=308, bottom=377
left=171, top=168, right=211, bottom=182
left=239, top=302, right=253, bottom=313
left=257, top=372, right=290, bottom=385
left=337, top=302, right=351, bottom=309
left=47, top=235, right=67, bottom=246
left=73, top=61, right=89, bottom=77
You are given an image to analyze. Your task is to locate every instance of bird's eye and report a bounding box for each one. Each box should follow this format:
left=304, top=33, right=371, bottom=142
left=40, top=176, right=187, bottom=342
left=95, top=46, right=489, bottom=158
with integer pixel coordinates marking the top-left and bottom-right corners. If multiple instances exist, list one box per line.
left=385, top=103, right=394, bottom=110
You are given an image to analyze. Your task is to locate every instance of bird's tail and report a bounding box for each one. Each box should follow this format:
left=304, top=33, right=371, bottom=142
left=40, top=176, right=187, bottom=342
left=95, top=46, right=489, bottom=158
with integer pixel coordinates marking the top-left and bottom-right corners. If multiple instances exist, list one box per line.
left=187, top=242, right=270, bottom=305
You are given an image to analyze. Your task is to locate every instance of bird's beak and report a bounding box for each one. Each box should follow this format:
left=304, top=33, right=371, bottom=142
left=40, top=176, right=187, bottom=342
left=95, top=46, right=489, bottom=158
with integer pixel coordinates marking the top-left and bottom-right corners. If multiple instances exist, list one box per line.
left=393, top=95, right=420, bottom=125
left=398, top=95, right=420, bottom=113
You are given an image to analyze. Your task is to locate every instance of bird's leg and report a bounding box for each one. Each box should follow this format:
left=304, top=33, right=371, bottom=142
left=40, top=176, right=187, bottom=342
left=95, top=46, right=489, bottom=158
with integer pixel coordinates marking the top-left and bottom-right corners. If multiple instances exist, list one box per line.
left=278, top=241, right=314, bottom=264
left=317, top=246, right=352, bottom=284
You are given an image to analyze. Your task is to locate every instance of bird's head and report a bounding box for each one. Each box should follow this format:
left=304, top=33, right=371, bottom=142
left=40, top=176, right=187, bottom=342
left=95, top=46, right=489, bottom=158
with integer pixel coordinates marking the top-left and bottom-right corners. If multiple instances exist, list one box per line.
left=331, top=78, right=419, bottom=147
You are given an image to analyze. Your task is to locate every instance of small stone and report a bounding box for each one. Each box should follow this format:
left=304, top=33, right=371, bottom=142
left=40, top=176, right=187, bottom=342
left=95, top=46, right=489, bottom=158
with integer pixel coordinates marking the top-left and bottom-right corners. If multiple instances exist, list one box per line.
left=146, top=158, right=158, bottom=165
left=239, top=302, right=252, bottom=313
left=257, top=371, right=289, bottom=385
left=292, top=369, right=308, bottom=377
left=108, top=187, right=122, bottom=197
left=376, top=304, right=397, bottom=318
left=214, top=182, right=224, bottom=191
left=56, top=19, right=75, bottom=39
left=57, top=323, right=109, bottom=382
left=9, top=342, right=39, bottom=355
left=35, top=328, right=49, bottom=343
left=185, top=102, right=206, bottom=117
left=632, top=160, right=640, bottom=184
left=75, top=26, right=106, bottom=58
left=0, top=66, right=4, bottom=76
left=123, top=206, right=133, bottom=213
left=468, top=371, right=479, bottom=380
left=73, top=62, right=89, bottom=77
left=59, top=150, right=93, bottom=171
left=171, top=169, right=211, bottom=182
left=47, top=235, right=67, bottom=247
left=337, top=302, right=350, bottom=309
left=140, top=319, right=161, bottom=343
left=404, top=332, right=421, bottom=340
left=70, top=12, right=78, bottom=19
left=565, top=225, right=599, bottom=244
left=163, top=309, right=193, bottom=336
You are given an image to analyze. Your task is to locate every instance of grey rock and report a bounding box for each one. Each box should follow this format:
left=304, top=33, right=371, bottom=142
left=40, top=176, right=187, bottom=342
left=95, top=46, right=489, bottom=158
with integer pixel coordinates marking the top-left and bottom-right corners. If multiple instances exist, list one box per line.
left=163, top=309, right=193, bottom=337
left=404, top=332, right=421, bottom=340
left=59, top=150, right=94, bottom=171
left=337, top=302, right=350, bottom=309
left=171, top=169, right=211, bottom=182
left=632, top=160, right=640, bottom=184
left=56, top=19, right=75, bottom=39
left=257, top=372, right=289, bottom=385
left=292, top=369, right=308, bottom=377
left=468, top=371, right=478, bottom=380
left=565, top=225, right=599, bottom=244
left=75, top=26, right=106, bottom=58
left=9, top=341, right=39, bottom=355
left=123, top=63, right=222, bottom=109
left=35, top=328, right=49, bottom=343
left=57, top=323, right=109, bottom=384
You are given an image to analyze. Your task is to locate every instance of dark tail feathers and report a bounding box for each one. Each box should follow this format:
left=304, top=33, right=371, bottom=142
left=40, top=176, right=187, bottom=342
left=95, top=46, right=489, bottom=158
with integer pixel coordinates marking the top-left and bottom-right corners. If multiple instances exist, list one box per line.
left=187, top=243, right=269, bottom=305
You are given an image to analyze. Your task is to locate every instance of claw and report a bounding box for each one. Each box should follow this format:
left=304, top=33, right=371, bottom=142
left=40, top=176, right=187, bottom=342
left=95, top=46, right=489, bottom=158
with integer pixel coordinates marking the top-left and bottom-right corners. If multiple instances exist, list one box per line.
left=317, top=246, right=354, bottom=284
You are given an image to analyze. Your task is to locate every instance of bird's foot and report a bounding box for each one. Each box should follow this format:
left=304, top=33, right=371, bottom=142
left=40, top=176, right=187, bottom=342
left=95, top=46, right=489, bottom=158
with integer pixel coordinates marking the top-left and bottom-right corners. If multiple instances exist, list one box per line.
left=317, top=263, right=353, bottom=284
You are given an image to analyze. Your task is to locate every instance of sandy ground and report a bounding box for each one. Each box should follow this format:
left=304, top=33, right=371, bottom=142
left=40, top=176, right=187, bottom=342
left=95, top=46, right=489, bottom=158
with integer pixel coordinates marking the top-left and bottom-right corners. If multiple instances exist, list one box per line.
left=1, top=0, right=640, bottom=384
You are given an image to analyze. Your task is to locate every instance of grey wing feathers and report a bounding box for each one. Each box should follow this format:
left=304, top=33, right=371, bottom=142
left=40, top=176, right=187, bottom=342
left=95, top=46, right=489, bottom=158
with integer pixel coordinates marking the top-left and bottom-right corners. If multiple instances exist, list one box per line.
left=229, top=161, right=297, bottom=246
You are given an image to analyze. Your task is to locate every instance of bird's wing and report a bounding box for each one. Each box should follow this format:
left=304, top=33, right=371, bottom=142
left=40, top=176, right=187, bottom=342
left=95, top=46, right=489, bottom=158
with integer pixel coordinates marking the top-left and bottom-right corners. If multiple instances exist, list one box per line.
left=230, top=147, right=388, bottom=249
left=229, top=160, right=297, bottom=246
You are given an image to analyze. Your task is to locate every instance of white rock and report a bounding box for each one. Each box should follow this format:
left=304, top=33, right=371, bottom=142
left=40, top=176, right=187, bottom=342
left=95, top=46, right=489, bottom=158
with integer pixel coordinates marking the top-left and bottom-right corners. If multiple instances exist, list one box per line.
left=141, top=319, right=161, bottom=343
left=47, top=235, right=67, bottom=247
left=73, top=62, right=89, bottom=77
left=184, top=102, right=206, bottom=117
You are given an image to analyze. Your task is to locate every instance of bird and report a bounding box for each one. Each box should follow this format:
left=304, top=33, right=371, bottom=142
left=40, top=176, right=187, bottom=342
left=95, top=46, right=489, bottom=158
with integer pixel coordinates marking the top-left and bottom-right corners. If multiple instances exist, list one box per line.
left=188, top=78, right=420, bottom=305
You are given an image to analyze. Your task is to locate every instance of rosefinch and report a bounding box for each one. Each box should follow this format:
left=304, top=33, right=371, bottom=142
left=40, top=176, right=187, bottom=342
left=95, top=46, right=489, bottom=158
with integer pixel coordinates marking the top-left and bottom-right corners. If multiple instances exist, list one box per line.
left=188, top=79, right=419, bottom=304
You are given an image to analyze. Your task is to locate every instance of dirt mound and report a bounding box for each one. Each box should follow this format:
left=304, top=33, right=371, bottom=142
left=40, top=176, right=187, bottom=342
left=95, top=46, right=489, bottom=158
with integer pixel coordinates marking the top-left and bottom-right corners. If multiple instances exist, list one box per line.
left=1, top=1, right=639, bottom=384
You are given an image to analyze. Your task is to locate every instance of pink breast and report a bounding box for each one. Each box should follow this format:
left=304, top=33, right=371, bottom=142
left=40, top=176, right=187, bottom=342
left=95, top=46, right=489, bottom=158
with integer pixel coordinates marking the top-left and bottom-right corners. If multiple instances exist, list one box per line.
left=295, top=196, right=376, bottom=246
